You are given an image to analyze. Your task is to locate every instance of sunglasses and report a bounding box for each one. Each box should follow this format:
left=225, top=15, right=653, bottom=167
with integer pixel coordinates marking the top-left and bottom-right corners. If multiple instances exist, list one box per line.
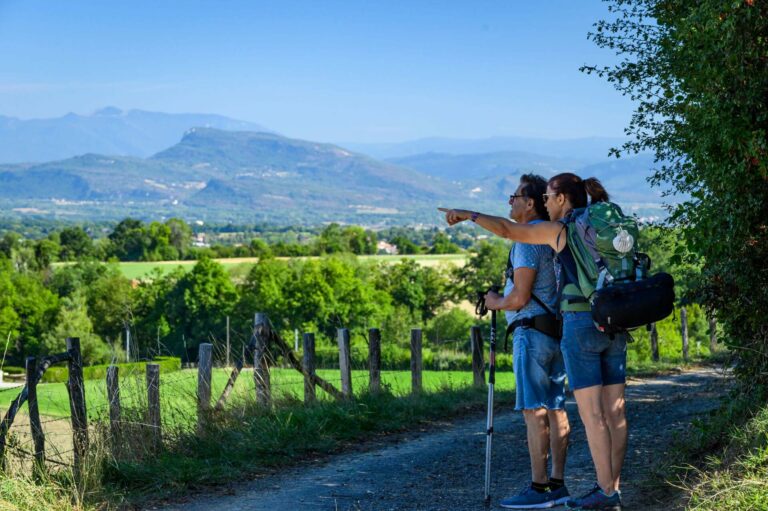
left=509, top=194, right=528, bottom=201
left=542, top=192, right=559, bottom=202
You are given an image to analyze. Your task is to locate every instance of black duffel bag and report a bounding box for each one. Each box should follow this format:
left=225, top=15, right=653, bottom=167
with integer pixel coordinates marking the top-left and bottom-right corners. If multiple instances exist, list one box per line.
left=590, top=272, right=675, bottom=334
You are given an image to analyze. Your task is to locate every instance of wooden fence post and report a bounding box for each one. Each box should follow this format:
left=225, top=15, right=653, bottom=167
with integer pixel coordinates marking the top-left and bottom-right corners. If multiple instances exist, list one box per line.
left=303, top=333, right=316, bottom=403
left=411, top=329, right=422, bottom=394
left=681, top=306, right=689, bottom=362
left=253, top=313, right=271, bottom=406
left=66, top=337, right=88, bottom=478
left=106, top=366, right=121, bottom=442
left=197, top=343, right=213, bottom=431
left=650, top=323, right=660, bottom=362
left=337, top=328, right=352, bottom=398
left=470, top=326, right=485, bottom=388
left=26, top=356, right=45, bottom=471
left=226, top=316, right=231, bottom=368
left=146, top=363, right=161, bottom=450
left=709, top=315, right=717, bottom=353
left=368, top=328, right=381, bottom=394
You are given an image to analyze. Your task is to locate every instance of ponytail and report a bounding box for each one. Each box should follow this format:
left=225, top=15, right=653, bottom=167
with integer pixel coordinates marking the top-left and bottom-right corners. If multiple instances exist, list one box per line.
left=584, top=177, right=609, bottom=204
left=548, top=173, right=611, bottom=208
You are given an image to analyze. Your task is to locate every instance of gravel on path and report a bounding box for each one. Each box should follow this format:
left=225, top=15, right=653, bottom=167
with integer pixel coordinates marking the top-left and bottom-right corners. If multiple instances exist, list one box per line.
left=158, top=367, right=729, bottom=511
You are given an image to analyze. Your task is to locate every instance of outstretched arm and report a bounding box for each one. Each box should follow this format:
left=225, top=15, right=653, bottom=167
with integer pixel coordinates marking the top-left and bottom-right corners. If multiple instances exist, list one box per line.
left=438, top=208, right=565, bottom=251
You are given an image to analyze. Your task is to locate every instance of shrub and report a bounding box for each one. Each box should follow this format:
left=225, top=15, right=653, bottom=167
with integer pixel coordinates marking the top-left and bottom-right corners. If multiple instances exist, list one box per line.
left=40, top=356, right=181, bottom=383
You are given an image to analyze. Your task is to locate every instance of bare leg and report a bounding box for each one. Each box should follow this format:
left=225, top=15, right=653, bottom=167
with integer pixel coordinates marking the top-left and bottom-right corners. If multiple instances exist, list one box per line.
left=573, top=385, right=615, bottom=493
left=547, top=409, right=570, bottom=480
left=523, top=408, right=550, bottom=484
left=601, top=383, right=627, bottom=490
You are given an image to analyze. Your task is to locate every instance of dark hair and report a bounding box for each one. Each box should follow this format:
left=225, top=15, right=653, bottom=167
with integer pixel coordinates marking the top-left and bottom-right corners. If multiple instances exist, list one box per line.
left=548, top=173, right=610, bottom=208
left=519, top=173, right=550, bottom=220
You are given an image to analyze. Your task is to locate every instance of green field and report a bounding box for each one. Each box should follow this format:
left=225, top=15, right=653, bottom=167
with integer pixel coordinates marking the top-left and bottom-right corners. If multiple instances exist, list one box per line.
left=0, top=367, right=511, bottom=425
left=53, top=253, right=467, bottom=280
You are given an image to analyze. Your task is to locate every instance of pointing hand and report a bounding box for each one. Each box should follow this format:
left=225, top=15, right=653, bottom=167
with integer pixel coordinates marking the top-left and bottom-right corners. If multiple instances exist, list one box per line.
left=438, top=207, right=473, bottom=226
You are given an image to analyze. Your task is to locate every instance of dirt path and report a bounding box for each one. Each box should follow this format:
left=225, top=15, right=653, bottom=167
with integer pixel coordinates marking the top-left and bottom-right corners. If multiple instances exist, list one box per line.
left=159, top=367, right=729, bottom=511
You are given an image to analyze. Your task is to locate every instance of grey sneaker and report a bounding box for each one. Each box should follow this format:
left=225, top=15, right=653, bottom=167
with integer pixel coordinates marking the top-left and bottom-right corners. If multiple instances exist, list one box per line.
left=500, top=484, right=571, bottom=509
left=565, top=484, right=621, bottom=510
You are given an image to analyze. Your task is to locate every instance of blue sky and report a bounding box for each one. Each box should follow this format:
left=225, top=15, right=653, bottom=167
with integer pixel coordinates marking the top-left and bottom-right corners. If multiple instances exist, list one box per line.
left=0, top=1, right=633, bottom=143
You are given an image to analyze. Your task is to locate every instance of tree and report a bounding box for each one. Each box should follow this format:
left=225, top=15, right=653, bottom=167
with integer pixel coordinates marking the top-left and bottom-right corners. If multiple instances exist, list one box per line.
left=0, top=262, right=20, bottom=356
left=316, top=223, right=345, bottom=254
left=85, top=266, right=135, bottom=342
left=237, top=257, right=292, bottom=330
left=585, top=0, right=768, bottom=382
left=132, top=267, right=185, bottom=357
left=429, top=232, right=461, bottom=254
left=342, top=226, right=377, bottom=255
left=33, top=237, right=60, bottom=269
left=390, top=235, right=421, bottom=255
left=425, top=307, right=474, bottom=347
left=166, top=218, right=192, bottom=258
left=164, top=257, right=238, bottom=357
left=0, top=232, right=20, bottom=259
left=108, top=218, right=149, bottom=261
left=375, top=259, right=451, bottom=322
left=145, top=221, right=178, bottom=261
left=59, top=227, right=93, bottom=261
left=11, top=272, right=59, bottom=358
left=42, top=293, right=112, bottom=365
left=249, top=238, right=272, bottom=258
left=636, top=226, right=701, bottom=299
left=452, top=240, right=509, bottom=302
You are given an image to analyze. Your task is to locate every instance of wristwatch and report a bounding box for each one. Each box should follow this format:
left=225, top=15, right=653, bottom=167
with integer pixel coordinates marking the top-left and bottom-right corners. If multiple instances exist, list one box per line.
left=470, top=211, right=480, bottom=222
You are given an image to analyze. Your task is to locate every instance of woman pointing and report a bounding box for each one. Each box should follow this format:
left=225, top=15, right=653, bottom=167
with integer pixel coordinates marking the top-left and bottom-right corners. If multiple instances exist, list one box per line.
left=440, top=173, right=626, bottom=511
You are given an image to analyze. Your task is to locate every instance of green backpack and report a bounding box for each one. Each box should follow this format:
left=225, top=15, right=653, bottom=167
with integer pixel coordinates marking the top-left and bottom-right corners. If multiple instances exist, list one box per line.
left=559, top=202, right=675, bottom=333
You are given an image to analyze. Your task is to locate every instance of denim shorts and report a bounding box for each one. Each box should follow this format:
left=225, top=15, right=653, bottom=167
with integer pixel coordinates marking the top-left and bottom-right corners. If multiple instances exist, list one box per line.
left=512, top=326, right=566, bottom=411
left=560, top=311, right=628, bottom=391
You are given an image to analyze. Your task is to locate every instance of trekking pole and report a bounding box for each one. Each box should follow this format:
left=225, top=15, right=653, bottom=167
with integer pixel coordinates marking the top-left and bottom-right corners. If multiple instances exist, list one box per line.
left=475, top=286, right=499, bottom=505
left=484, top=306, right=497, bottom=505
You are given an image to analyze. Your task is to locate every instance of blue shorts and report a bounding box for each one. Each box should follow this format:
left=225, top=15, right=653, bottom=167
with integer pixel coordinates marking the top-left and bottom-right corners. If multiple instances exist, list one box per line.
left=560, top=311, right=628, bottom=391
left=512, top=326, right=566, bottom=411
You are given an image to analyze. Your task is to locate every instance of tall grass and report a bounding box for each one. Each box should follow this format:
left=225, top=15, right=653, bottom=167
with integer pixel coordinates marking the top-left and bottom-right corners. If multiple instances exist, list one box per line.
left=650, top=382, right=768, bottom=510
left=102, top=384, right=515, bottom=503
left=1, top=372, right=514, bottom=508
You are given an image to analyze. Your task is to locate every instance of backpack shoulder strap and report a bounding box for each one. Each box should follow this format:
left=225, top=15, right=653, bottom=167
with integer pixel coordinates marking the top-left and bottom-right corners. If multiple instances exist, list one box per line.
left=529, top=292, right=556, bottom=316
left=507, top=241, right=556, bottom=316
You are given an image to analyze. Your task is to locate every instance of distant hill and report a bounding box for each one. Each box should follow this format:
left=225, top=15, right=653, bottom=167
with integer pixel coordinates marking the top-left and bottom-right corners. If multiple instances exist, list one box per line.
left=391, top=150, right=669, bottom=221
left=0, top=107, right=269, bottom=163
left=0, top=128, right=469, bottom=224
left=342, top=135, right=628, bottom=162
left=0, top=126, right=670, bottom=224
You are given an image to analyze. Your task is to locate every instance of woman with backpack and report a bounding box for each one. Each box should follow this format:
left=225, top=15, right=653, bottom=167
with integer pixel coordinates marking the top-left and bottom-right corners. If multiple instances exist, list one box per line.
left=440, top=173, right=626, bottom=511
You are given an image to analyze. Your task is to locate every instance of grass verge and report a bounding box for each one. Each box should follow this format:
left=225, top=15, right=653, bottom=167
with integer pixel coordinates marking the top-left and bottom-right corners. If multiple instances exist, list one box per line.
left=103, top=384, right=514, bottom=506
left=0, top=474, right=82, bottom=511
left=651, top=382, right=768, bottom=510
left=0, top=359, right=714, bottom=509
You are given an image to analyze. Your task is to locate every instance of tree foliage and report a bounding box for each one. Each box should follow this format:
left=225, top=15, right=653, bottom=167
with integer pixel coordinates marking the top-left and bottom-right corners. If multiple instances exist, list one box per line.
left=585, top=0, right=767, bottom=381
left=451, top=239, right=509, bottom=302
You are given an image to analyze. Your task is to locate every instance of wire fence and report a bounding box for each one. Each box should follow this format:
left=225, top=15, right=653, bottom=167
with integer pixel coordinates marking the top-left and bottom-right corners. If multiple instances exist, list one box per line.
left=0, top=314, right=500, bottom=476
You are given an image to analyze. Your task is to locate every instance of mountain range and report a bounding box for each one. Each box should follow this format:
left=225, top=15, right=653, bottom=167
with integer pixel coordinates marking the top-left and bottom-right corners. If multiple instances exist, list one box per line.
left=0, top=109, right=669, bottom=225
left=0, top=128, right=467, bottom=224
left=342, top=135, right=628, bottom=162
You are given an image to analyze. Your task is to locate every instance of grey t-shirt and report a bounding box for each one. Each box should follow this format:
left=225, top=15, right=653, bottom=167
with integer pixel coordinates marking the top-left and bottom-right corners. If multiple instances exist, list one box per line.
left=503, top=220, right=558, bottom=325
